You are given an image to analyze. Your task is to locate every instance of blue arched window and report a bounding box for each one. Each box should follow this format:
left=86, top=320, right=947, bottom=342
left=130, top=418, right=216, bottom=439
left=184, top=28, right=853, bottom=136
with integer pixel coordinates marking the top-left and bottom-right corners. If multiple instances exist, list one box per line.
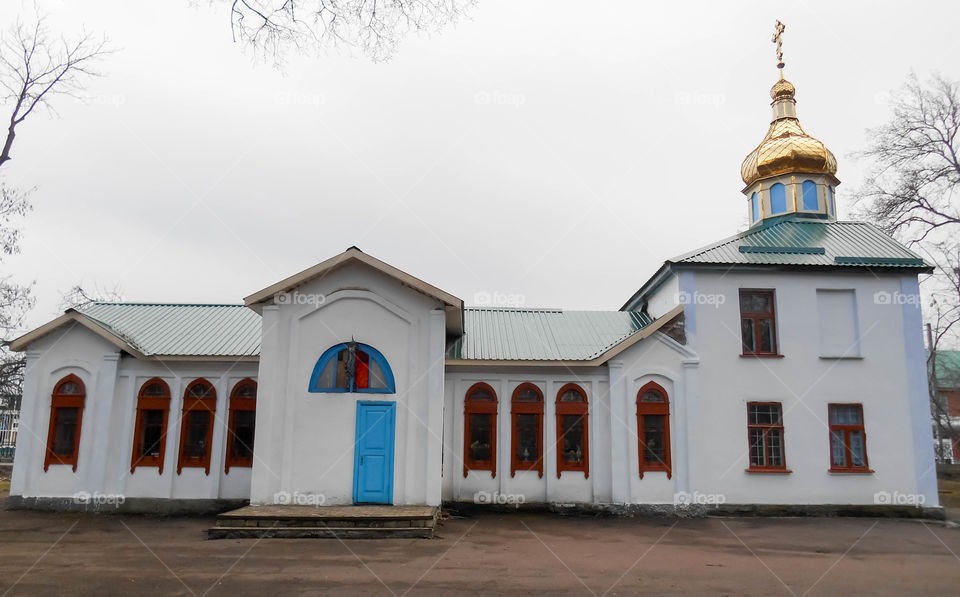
left=309, top=342, right=395, bottom=394
left=750, top=192, right=760, bottom=222
left=801, top=180, right=818, bottom=210
left=769, top=183, right=787, bottom=215
left=828, top=186, right=836, bottom=216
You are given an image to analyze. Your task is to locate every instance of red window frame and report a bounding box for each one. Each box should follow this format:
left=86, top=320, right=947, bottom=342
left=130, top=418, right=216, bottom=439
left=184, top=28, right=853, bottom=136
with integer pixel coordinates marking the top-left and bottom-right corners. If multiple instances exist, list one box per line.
left=130, top=378, right=171, bottom=474
left=511, top=383, right=544, bottom=477
left=177, top=378, right=217, bottom=475
left=828, top=403, right=871, bottom=473
left=739, top=289, right=779, bottom=356
left=636, top=381, right=671, bottom=479
left=225, top=378, right=257, bottom=473
left=44, top=374, right=85, bottom=472
left=463, top=382, right=498, bottom=477
left=746, top=402, right=788, bottom=472
left=555, top=383, right=589, bottom=478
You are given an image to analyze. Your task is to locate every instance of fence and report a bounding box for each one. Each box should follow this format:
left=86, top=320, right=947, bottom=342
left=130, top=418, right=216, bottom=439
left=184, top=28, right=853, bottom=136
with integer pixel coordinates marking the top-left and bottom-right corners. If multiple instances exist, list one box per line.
left=0, top=408, right=18, bottom=463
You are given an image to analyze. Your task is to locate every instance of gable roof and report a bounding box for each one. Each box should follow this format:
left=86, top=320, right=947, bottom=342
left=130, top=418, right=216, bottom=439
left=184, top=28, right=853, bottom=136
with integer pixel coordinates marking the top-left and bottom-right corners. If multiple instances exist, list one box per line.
left=244, top=246, right=463, bottom=335
left=446, top=305, right=683, bottom=366
left=9, top=303, right=261, bottom=360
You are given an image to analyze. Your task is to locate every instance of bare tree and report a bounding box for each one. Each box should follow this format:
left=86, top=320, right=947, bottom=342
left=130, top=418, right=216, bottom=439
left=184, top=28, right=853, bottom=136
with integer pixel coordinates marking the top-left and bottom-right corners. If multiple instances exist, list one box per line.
left=0, top=12, right=109, bottom=169
left=855, top=72, right=960, bottom=462
left=224, top=0, right=475, bottom=63
left=57, top=284, right=125, bottom=313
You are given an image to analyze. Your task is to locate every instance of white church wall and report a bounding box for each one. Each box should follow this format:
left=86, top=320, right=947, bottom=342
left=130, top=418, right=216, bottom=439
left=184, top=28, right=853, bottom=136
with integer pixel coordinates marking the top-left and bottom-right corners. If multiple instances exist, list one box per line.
left=249, top=262, right=447, bottom=507
left=684, top=268, right=939, bottom=506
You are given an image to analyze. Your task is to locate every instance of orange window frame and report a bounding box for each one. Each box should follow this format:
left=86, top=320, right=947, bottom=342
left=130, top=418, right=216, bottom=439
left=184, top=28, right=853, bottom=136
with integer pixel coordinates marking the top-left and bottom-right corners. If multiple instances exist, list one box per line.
left=225, top=378, right=257, bottom=473
left=828, top=403, right=871, bottom=473
left=739, top=289, right=779, bottom=356
left=44, top=374, right=85, bottom=472
left=463, top=382, right=498, bottom=477
left=746, top=401, right=787, bottom=472
left=555, top=383, right=589, bottom=479
left=636, top=381, right=672, bottom=479
left=177, top=378, right=217, bottom=475
left=130, top=378, right=171, bottom=474
left=511, top=382, right=544, bottom=478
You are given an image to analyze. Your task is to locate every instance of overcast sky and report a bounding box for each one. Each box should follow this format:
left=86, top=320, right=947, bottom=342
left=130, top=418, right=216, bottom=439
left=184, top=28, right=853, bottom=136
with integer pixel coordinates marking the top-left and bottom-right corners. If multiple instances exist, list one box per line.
left=3, top=0, right=959, bottom=331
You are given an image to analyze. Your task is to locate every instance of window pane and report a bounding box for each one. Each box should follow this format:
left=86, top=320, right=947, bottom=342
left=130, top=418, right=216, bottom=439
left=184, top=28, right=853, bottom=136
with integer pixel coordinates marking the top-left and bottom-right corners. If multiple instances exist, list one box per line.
left=58, top=381, right=83, bottom=395
left=188, top=383, right=213, bottom=398
left=849, top=431, right=865, bottom=467
left=751, top=192, right=760, bottom=222
left=52, top=407, right=79, bottom=455
left=829, top=405, right=862, bottom=425
left=515, top=387, right=541, bottom=402
left=560, top=415, right=584, bottom=464
left=741, top=318, right=756, bottom=352
left=748, top=403, right=781, bottom=425
left=830, top=430, right=847, bottom=467
left=469, top=388, right=494, bottom=402
left=559, top=389, right=584, bottom=403
left=368, top=358, right=387, bottom=389
left=515, top=413, right=539, bottom=463
left=234, top=383, right=256, bottom=398
left=767, top=429, right=783, bottom=466
left=642, top=414, right=666, bottom=465
left=139, top=410, right=165, bottom=458
left=802, top=180, right=818, bottom=210
left=142, top=382, right=167, bottom=397
left=640, top=390, right=665, bottom=404
left=316, top=357, right=337, bottom=389
left=230, top=410, right=256, bottom=459
left=758, top=318, right=774, bottom=353
left=353, top=350, right=370, bottom=389
left=749, top=428, right=766, bottom=467
left=335, top=350, right=350, bottom=389
left=184, top=411, right=210, bottom=460
left=770, top=183, right=787, bottom=214
left=468, top=413, right=492, bottom=462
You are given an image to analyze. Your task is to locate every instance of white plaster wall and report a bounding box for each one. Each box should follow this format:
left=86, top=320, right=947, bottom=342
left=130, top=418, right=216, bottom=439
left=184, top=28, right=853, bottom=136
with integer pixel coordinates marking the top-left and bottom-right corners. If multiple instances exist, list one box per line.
left=249, top=262, right=447, bottom=507
left=684, top=269, right=939, bottom=506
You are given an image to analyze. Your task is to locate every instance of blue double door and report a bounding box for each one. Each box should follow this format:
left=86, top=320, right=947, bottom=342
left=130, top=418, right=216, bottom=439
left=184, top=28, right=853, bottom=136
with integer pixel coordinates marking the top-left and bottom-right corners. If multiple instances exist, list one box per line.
left=353, top=402, right=396, bottom=504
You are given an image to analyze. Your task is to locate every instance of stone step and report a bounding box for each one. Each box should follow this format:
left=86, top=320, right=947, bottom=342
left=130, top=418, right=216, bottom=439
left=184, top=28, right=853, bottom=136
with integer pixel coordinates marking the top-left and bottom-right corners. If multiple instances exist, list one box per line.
left=208, top=525, right=435, bottom=540
left=218, top=517, right=435, bottom=528
left=208, top=505, right=439, bottom=539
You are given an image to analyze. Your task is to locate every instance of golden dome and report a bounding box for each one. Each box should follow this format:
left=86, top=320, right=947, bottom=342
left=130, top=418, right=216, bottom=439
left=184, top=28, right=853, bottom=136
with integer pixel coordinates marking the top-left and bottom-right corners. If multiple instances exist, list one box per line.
left=740, top=77, right=837, bottom=186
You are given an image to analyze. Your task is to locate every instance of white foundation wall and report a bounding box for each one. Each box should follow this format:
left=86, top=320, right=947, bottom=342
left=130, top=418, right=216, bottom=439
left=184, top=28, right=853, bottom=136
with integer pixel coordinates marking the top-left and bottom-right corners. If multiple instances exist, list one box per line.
left=681, top=268, right=939, bottom=506
left=442, top=333, right=695, bottom=506
left=11, top=325, right=259, bottom=502
left=249, top=262, right=447, bottom=507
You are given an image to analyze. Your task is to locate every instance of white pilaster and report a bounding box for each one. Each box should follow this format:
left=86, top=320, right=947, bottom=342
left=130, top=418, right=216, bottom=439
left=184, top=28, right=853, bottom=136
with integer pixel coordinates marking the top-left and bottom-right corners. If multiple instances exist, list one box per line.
left=424, top=309, right=446, bottom=506
left=607, top=360, right=630, bottom=504
left=10, top=351, right=42, bottom=496
left=86, top=352, right=120, bottom=492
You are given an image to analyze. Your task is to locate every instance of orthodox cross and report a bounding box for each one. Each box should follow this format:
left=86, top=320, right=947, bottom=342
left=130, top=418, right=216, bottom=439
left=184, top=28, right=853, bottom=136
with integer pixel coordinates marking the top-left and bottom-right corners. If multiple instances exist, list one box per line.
left=772, top=20, right=786, bottom=72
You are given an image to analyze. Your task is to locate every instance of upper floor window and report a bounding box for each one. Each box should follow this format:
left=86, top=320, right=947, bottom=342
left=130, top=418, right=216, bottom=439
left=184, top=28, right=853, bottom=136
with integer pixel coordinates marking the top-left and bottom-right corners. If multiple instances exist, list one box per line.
left=740, top=289, right=779, bottom=356
left=769, top=183, right=787, bottom=215
left=131, top=378, right=171, bottom=474
left=512, top=383, right=544, bottom=477
left=750, top=192, right=760, bottom=222
left=44, top=374, right=85, bottom=472
left=308, top=342, right=395, bottom=393
left=747, top=402, right=787, bottom=471
left=225, top=379, right=257, bottom=473
left=636, top=381, right=671, bottom=478
left=556, top=383, right=589, bottom=478
left=801, top=180, right=818, bottom=210
left=463, top=382, right=497, bottom=477
left=177, top=379, right=216, bottom=475
left=828, top=404, right=870, bottom=472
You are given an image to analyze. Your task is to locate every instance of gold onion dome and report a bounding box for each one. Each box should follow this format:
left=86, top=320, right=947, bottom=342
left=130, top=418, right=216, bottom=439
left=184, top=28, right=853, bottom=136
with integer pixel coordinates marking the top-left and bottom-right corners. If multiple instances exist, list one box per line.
left=740, top=76, right=837, bottom=187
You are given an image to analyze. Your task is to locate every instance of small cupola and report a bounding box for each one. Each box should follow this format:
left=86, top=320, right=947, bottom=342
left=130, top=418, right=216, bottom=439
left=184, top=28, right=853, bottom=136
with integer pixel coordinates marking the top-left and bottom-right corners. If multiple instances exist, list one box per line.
left=740, top=21, right=840, bottom=227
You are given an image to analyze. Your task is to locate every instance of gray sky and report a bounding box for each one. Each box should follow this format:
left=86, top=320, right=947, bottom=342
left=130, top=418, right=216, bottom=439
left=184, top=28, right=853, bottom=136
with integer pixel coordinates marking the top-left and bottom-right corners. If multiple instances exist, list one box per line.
left=4, top=0, right=959, bottom=332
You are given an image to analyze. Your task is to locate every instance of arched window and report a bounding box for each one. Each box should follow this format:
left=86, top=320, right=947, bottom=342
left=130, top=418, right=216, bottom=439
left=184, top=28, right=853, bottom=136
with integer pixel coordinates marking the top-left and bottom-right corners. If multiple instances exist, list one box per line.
left=636, top=381, right=671, bottom=479
left=511, top=383, right=544, bottom=477
left=556, top=383, right=588, bottom=478
left=463, top=383, right=497, bottom=477
left=750, top=192, right=760, bottom=222
left=131, top=378, right=171, bottom=474
left=308, top=342, right=395, bottom=393
left=225, top=378, right=257, bottom=473
left=44, top=374, right=85, bottom=471
left=769, top=183, right=787, bottom=215
left=177, top=379, right=216, bottom=475
left=801, top=180, right=819, bottom=211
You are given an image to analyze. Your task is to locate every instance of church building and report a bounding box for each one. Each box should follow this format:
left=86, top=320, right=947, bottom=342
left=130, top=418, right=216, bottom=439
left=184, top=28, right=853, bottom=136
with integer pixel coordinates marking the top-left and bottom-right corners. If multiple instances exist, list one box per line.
left=6, top=32, right=941, bottom=517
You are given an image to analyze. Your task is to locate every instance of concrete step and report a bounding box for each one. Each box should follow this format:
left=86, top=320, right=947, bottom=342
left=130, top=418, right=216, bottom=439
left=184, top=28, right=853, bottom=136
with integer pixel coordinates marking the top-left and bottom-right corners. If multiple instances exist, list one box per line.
left=208, top=525, right=435, bottom=539
left=208, top=505, right=438, bottom=539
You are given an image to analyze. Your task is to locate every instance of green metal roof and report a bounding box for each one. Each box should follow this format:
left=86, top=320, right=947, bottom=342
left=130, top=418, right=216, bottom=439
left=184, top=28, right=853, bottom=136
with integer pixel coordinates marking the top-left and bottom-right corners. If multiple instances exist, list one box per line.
left=671, top=217, right=931, bottom=269
left=446, top=308, right=655, bottom=361
left=80, top=303, right=261, bottom=357
left=933, top=350, right=960, bottom=388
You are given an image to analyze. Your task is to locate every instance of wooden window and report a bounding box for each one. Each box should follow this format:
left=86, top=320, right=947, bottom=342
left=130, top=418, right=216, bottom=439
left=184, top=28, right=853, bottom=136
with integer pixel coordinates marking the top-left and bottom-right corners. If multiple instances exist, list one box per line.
left=308, top=342, right=395, bottom=393
left=130, top=378, right=171, bottom=474
left=177, top=379, right=216, bottom=475
left=225, top=378, right=257, bottom=473
left=555, top=383, right=588, bottom=478
left=740, top=289, right=779, bottom=356
left=747, top=402, right=787, bottom=471
left=511, top=383, right=544, bottom=477
left=44, top=374, right=85, bottom=472
left=463, top=382, right=497, bottom=477
left=828, top=404, right=870, bottom=472
left=636, top=381, right=671, bottom=478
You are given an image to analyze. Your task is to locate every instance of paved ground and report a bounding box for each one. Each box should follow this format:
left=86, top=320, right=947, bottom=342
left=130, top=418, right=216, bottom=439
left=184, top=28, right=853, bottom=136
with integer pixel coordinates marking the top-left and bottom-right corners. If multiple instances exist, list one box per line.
left=0, top=499, right=959, bottom=596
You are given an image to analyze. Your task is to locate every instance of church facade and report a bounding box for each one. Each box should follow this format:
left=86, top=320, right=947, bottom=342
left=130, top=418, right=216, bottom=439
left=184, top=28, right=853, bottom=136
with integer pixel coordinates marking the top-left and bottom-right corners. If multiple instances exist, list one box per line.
left=7, top=57, right=942, bottom=516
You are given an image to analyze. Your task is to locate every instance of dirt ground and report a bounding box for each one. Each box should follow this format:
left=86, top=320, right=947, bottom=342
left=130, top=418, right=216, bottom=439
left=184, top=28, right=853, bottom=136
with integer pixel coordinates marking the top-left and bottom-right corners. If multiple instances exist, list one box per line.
left=0, top=497, right=958, bottom=596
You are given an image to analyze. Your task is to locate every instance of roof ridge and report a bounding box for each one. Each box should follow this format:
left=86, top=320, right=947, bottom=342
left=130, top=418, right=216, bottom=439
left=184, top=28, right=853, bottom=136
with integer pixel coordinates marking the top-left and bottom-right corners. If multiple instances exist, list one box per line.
left=89, top=302, right=247, bottom=308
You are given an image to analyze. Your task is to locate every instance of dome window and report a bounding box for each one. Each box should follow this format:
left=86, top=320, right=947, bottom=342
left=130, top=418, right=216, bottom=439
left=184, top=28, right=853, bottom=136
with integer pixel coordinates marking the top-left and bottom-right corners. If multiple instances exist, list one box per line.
left=802, top=180, right=818, bottom=210
left=751, top=193, right=760, bottom=222
left=770, top=183, right=787, bottom=215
